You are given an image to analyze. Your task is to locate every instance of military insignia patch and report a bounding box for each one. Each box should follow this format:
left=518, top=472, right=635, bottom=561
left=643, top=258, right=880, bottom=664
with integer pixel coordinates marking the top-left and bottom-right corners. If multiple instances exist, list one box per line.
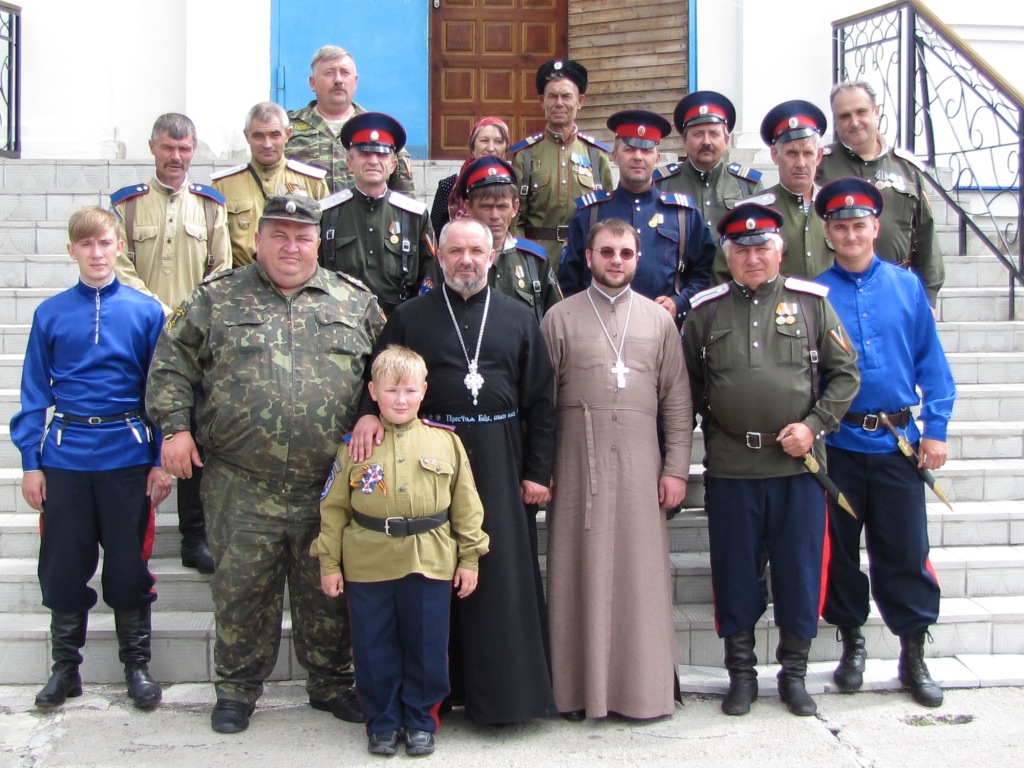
left=320, top=457, right=342, bottom=500
left=352, top=463, right=387, bottom=495
left=165, top=306, right=186, bottom=330
left=829, top=325, right=850, bottom=351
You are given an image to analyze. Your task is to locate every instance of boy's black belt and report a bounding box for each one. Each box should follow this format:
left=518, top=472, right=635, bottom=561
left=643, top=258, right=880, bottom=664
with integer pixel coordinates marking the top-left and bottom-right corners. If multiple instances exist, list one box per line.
left=353, top=510, right=449, bottom=537
left=55, top=409, right=144, bottom=425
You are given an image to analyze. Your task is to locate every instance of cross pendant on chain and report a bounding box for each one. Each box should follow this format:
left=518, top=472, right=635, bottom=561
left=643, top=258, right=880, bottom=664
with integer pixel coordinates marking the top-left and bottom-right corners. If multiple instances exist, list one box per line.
left=464, top=361, right=485, bottom=404
left=611, top=358, right=629, bottom=389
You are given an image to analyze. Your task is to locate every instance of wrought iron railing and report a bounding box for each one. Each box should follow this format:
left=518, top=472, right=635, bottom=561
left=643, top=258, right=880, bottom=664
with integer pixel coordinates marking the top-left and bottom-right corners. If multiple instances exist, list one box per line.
left=0, top=2, right=20, bottom=159
left=833, top=0, right=1024, bottom=319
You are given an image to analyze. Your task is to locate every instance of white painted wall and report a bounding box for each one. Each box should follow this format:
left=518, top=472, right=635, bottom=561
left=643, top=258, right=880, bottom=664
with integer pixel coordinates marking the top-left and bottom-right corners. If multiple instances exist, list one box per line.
left=18, top=0, right=270, bottom=159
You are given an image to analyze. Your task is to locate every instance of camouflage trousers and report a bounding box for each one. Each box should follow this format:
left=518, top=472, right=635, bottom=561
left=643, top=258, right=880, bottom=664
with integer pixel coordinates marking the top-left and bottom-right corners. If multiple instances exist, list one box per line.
left=202, top=458, right=353, bottom=705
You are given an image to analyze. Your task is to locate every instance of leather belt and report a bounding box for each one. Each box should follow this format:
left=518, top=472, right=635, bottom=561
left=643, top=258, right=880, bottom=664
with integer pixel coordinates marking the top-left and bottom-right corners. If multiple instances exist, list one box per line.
left=843, top=408, right=911, bottom=431
left=54, top=409, right=144, bottom=425
left=353, top=510, right=449, bottom=537
left=525, top=225, right=569, bottom=241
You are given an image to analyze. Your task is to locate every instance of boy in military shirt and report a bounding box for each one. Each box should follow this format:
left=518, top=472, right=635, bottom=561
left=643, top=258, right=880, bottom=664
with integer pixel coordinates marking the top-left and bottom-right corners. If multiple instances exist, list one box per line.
left=313, top=345, right=489, bottom=757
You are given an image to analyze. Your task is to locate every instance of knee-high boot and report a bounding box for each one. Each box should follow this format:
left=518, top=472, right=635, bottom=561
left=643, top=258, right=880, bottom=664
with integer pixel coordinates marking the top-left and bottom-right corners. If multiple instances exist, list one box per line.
left=35, top=611, right=88, bottom=708
left=114, top=604, right=162, bottom=710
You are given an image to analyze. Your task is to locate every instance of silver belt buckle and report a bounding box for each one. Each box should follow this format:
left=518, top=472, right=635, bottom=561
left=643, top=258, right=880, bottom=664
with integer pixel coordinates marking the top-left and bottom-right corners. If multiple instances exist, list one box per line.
left=862, top=414, right=880, bottom=431
left=745, top=432, right=763, bottom=449
left=383, top=516, right=403, bottom=536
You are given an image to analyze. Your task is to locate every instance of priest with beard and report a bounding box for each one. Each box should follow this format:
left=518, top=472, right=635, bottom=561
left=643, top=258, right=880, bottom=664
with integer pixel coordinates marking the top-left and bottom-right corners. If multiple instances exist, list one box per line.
left=348, top=217, right=556, bottom=725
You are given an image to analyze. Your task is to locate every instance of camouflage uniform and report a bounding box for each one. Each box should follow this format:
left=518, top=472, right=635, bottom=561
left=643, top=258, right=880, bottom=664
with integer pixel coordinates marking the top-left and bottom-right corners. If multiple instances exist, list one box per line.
left=146, top=261, right=385, bottom=705
left=490, top=236, right=560, bottom=323
left=655, top=159, right=764, bottom=235
left=211, top=158, right=329, bottom=267
left=286, top=101, right=415, bottom=194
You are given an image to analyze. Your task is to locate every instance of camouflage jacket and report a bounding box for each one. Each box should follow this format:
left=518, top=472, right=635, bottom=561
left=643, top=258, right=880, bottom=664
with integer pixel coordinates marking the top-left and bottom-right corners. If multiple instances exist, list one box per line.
left=286, top=101, right=415, bottom=194
left=146, top=263, right=385, bottom=490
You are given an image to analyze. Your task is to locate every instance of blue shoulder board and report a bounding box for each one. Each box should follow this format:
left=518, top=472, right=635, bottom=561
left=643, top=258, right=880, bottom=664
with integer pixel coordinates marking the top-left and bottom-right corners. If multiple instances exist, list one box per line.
left=514, top=237, right=548, bottom=261
left=727, top=163, right=762, bottom=184
left=578, top=133, right=612, bottom=153
left=422, top=419, right=455, bottom=432
left=110, top=184, right=150, bottom=207
left=659, top=192, right=696, bottom=209
left=509, top=133, right=543, bottom=154
left=653, top=163, right=681, bottom=183
left=189, top=183, right=226, bottom=205
left=574, top=189, right=612, bottom=209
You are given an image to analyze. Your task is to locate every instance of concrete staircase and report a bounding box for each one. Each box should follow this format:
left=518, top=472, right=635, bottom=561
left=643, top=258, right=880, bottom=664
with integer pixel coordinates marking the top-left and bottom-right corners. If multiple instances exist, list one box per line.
left=1, top=158, right=1022, bottom=694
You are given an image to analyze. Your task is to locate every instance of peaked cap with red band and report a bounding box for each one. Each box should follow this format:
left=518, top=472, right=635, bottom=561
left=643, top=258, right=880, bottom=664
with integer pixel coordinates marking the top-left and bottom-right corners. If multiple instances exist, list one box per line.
left=340, top=112, right=407, bottom=154
left=606, top=109, right=672, bottom=150
left=673, top=90, right=736, bottom=133
left=717, top=202, right=784, bottom=246
left=815, top=177, right=884, bottom=220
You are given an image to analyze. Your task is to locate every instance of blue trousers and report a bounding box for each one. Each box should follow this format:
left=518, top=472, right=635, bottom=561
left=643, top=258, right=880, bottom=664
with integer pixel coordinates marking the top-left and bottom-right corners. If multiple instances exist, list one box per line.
left=38, top=464, right=155, bottom=612
left=823, top=445, right=940, bottom=636
left=347, top=575, right=452, bottom=735
left=707, top=474, right=827, bottom=639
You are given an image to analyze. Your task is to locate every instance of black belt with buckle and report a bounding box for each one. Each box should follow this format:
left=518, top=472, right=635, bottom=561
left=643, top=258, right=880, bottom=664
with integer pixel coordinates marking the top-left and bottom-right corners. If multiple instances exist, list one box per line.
left=525, top=225, right=569, bottom=241
left=54, top=409, right=144, bottom=425
left=353, top=510, right=449, bottom=537
left=843, top=408, right=911, bottom=431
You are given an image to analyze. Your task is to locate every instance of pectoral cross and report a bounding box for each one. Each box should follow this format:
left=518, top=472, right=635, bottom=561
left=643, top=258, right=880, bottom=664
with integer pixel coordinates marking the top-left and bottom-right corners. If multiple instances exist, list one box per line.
left=464, top=361, right=485, bottom=405
left=611, top=358, right=630, bottom=389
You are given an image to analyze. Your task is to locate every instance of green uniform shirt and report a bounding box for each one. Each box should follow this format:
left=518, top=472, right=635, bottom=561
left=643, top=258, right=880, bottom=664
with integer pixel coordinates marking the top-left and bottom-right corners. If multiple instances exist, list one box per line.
left=711, top=184, right=833, bottom=285
left=312, top=417, right=490, bottom=582
left=817, top=139, right=943, bottom=304
left=286, top=101, right=415, bottom=194
left=655, top=158, right=764, bottom=234
left=211, top=158, right=330, bottom=267
left=489, top=236, right=561, bottom=322
left=146, top=262, right=385, bottom=490
left=318, top=187, right=435, bottom=314
left=510, top=127, right=613, bottom=274
left=683, top=277, right=860, bottom=478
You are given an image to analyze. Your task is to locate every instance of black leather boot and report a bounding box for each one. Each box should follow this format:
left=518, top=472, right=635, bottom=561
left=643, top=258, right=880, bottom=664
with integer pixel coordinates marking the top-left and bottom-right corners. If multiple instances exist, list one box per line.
left=776, top=630, right=817, bottom=716
left=833, top=626, right=867, bottom=691
left=115, top=605, right=162, bottom=710
left=722, top=629, right=758, bottom=715
left=178, top=468, right=214, bottom=574
left=899, top=630, right=943, bottom=707
left=35, top=611, right=88, bottom=709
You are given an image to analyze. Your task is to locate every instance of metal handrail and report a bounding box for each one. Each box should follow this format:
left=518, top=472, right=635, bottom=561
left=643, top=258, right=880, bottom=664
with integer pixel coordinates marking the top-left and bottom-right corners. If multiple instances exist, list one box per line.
left=0, top=1, right=20, bottom=159
left=833, top=0, right=1024, bottom=319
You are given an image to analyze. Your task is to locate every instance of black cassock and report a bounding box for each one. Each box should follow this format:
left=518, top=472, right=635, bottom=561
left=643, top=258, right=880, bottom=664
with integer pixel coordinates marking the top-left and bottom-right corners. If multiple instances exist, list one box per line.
left=361, top=285, right=556, bottom=725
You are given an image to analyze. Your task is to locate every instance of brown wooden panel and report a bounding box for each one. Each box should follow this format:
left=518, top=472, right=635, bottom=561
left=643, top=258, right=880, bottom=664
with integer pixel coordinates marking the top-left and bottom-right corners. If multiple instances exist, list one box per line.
left=483, top=70, right=516, bottom=102
left=443, top=70, right=475, bottom=102
left=483, top=22, right=514, bottom=53
left=444, top=21, right=476, bottom=54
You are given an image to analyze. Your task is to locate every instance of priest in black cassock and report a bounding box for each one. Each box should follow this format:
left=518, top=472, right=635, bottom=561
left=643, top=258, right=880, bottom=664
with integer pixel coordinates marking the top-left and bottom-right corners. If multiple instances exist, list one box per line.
left=348, top=217, right=557, bottom=725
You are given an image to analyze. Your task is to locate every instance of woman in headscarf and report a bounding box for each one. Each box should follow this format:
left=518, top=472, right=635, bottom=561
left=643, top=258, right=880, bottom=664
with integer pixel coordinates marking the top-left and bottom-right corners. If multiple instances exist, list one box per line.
left=431, top=117, right=510, bottom=237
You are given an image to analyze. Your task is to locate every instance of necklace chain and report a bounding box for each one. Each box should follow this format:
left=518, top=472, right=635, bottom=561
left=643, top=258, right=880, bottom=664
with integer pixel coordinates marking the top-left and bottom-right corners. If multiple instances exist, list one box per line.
left=443, top=285, right=491, bottom=405
left=586, top=287, right=634, bottom=388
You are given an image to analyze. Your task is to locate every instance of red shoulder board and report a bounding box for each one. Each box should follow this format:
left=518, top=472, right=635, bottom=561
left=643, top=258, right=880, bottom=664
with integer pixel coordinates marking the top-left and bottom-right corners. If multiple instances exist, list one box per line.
left=422, top=419, right=455, bottom=432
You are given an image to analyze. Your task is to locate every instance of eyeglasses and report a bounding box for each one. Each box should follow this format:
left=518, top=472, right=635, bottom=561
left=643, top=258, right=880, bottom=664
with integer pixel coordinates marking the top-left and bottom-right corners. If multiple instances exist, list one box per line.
left=593, top=247, right=637, bottom=261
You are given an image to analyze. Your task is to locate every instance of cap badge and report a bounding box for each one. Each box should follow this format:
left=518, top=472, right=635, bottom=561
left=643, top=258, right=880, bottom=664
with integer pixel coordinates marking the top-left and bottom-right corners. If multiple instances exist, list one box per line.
left=285, top=201, right=297, bottom=213
left=788, top=117, right=799, bottom=128
left=554, top=61, right=563, bottom=70
left=487, top=167, right=498, bottom=176
left=370, top=130, right=380, bottom=141
left=637, top=125, right=646, bottom=136
left=699, top=105, right=709, bottom=116
left=845, top=195, right=855, bottom=206
left=745, top=218, right=756, bottom=230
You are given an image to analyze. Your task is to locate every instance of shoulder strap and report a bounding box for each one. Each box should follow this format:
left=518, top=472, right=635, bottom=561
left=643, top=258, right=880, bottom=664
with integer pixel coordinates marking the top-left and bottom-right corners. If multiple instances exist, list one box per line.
left=203, top=196, right=216, bottom=275
left=518, top=251, right=544, bottom=324
left=588, top=144, right=602, bottom=190
left=124, top=197, right=137, bottom=262
left=520, top=143, right=533, bottom=199
left=796, top=293, right=820, bottom=404
left=673, top=206, right=688, bottom=295
left=246, top=164, right=268, bottom=201
left=699, top=300, right=723, bottom=413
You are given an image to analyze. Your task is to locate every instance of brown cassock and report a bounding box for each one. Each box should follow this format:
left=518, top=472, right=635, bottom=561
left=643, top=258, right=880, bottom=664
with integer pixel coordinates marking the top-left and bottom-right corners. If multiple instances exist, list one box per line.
left=540, top=286, right=693, bottom=719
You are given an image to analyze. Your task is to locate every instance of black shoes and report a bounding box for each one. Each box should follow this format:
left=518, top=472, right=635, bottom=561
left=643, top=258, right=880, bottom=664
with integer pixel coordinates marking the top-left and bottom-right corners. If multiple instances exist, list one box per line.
left=181, top=538, right=215, bottom=574
left=833, top=626, right=867, bottom=691
left=368, top=730, right=399, bottom=756
left=899, top=630, right=944, bottom=707
left=561, top=709, right=586, bottom=721
left=211, top=699, right=256, bottom=733
left=310, top=688, right=367, bottom=723
left=125, top=663, right=162, bottom=710
left=35, top=666, right=83, bottom=709
left=404, top=729, right=435, bottom=757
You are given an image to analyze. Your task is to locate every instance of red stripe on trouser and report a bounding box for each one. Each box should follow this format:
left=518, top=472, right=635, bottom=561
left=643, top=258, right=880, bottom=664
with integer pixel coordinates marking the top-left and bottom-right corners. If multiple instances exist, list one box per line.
left=142, top=506, right=156, bottom=562
left=818, top=489, right=831, bottom=617
left=925, top=557, right=939, bottom=587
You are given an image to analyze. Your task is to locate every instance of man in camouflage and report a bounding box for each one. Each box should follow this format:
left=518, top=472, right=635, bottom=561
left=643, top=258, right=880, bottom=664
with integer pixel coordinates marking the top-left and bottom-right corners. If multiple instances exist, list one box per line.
left=286, top=45, right=415, bottom=194
left=146, top=195, right=385, bottom=734
left=212, top=101, right=329, bottom=267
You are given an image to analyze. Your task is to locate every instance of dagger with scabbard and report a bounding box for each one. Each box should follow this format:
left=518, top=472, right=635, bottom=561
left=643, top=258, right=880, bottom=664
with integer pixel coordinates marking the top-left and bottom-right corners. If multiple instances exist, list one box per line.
left=877, top=412, right=954, bottom=511
left=801, top=452, right=857, bottom=519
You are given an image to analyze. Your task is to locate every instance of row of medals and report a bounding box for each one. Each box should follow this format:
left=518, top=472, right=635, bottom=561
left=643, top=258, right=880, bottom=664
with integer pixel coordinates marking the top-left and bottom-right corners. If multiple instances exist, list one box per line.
left=775, top=302, right=799, bottom=325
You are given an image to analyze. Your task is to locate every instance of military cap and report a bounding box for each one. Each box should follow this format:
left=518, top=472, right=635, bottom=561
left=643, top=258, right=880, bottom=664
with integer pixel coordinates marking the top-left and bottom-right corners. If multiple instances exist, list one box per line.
left=717, top=202, right=784, bottom=246
left=340, top=112, right=406, bottom=153
left=674, top=91, right=736, bottom=133
left=261, top=194, right=322, bottom=226
left=459, top=156, right=518, bottom=198
left=606, top=109, right=672, bottom=150
left=814, top=177, right=884, bottom=220
left=536, top=59, right=588, bottom=94
left=760, top=100, right=828, bottom=146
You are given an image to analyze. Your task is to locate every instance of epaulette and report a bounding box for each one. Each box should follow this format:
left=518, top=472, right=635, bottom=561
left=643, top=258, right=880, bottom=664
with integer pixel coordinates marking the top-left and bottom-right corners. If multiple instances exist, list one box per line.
left=189, top=183, right=226, bottom=205
left=727, top=163, right=762, bottom=184
left=821, top=145, right=835, bottom=156
left=652, top=163, right=681, bottom=183
left=892, top=147, right=926, bottom=172
left=509, top=133, right=543, bottom=154
left=388, top=191, right=428, bottom=215
left=578, top=132, right=612, bottom=153
left=201, top=267, right=238, bottom=284
left=422, top=419, right=456, bottom=432
left=574, top=189, right=612, bottom=209
left=286, top=158, right=328, bottom=179
left=659, top=192, right=696, bottom=209
left=209, top=164, right=247, bottom=181
left=741, top=191, right=777, bottom=206
left=110, top=183, right=150, bottom=207
left=336, top=271, right=370, bottom=292
left=690, top=283, right=730, bottom=309
left=319, top=188, right=353, bottom=210
left=785, top=276, right=829, bottom=297
left=514, top=237, right=548, bottom=261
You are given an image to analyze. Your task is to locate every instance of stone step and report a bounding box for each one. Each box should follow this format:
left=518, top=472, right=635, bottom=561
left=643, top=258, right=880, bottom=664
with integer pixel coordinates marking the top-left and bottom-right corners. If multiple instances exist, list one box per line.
left=938, top=321, right=1024, bottom=353
left=937, top=287, right=1024, bottom=323
left=0, top=288, right=59, bottom=325
left=943, top=254, right=1018, bottom=288
left=946, top=353, right=1024, bottom=384
left=0, top=254, right=79, bottom=290
left=954, top=383, right=1024, bottom=421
